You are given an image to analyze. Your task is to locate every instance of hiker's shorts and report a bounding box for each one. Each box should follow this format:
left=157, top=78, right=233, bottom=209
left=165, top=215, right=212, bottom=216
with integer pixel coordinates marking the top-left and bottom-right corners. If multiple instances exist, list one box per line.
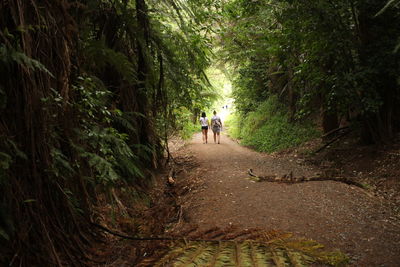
left=212, top=126, right=221, bottom=133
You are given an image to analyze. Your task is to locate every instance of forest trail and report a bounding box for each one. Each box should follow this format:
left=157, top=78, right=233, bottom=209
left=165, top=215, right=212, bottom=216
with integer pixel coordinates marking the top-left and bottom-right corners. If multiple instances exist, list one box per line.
left=172, top=132, right=400, bottom=266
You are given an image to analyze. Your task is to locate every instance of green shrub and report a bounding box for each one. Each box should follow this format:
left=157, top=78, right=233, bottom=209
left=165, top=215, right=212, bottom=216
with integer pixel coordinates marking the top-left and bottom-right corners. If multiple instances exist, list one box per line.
left=227, top=96, right=319, bottom=152
left=224, top=112, right=242, bottom=139
left=172, top=107, right=200, bottom=140
left=180, top=120, right=199, bottom=140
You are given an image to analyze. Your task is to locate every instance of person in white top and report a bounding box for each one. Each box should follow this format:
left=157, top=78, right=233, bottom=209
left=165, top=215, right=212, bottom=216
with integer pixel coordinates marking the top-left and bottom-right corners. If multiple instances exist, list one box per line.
left=199, top=112, right=210, bottom=144
left=211, top=110, right=222, bottom=144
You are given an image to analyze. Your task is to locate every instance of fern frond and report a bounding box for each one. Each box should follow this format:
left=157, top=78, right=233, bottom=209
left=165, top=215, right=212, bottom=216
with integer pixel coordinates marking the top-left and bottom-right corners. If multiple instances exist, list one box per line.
left=237, top=241, right=255, bottom=267
left=193, top=244, right=215, bottom=266
left=51, top=148, right=75, bottom=177
left=207, top=241, right=224, bottom=267
left=84, top=39, right=137, bottom=84
left=215, top=242, right=236, bottom=266
left=248, top=242, right=258, bottom=267
left=0, top=44, right=54, bottom=77
left=112, top=112, right=137, bottom=132
left=154, top=241, right=191, bottom=267
left=174, top=242, right=210, bottom=265
left=82, top=152, right=119, bottom=184
left=148, top=229, right=350, bottom=267
left=254, top=244, right=273, bottom=266
left=286, top=251, right=310, bottom=267
left=270, top=250, right=288, bottom=267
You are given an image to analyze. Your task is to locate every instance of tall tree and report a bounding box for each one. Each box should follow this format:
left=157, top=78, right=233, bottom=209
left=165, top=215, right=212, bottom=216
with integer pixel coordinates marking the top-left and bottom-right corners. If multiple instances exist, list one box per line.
left=0, top=0, right=215, bottom=265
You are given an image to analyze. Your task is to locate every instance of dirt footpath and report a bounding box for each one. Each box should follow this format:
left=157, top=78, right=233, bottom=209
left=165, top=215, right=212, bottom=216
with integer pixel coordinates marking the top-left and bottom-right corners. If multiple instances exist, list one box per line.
left=173, top=132, right=400, bottom=266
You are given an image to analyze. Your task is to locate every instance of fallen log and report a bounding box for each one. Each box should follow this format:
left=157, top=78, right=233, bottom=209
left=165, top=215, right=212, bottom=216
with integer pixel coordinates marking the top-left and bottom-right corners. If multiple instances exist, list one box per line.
left=247, top=169, right=365, bottom=188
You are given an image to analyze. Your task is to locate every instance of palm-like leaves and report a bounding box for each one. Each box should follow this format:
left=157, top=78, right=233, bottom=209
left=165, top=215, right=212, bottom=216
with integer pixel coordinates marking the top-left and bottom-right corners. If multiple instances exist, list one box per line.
left=138, top=229, right=349, bottom=267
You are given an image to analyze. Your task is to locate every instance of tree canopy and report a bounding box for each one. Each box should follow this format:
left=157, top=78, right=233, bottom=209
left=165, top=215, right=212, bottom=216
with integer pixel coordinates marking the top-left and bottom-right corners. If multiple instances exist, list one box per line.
left=218, top=0, right=400, bottom=143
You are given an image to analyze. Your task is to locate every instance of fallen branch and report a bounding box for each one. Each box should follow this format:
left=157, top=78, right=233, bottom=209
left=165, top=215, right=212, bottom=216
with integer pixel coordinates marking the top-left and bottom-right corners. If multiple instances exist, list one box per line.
left=248, top=169, right=282, bottom=182
left=248, top=169, right=365, bottom=188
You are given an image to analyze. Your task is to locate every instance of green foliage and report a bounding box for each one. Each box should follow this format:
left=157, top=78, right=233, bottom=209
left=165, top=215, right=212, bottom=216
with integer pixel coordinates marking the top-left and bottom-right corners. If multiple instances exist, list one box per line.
left=70, top=76, right=146, bottom=185
left=80, top=0, right=218, bottom=148
left=224, top=112, right=241, bottom=140
left=147, top=234, right=349, bottom=266
left=50, top=148, right=75, bottom=178
left=149, top=1, right=216, bottom=114
left=226, top=96, right=319, bottom=153
left=0, top=44, right=53, bottom=77
left=84, top=40, right=137, bottom=84
left=173, top=107, right=199, bottom=140
left=73, top=76, right=112, bottom=124
left=1, top=0, right=212, bottom=263
left=219, top=0, right=400, bottom=142
left=180, top=121, right=199, bottom=140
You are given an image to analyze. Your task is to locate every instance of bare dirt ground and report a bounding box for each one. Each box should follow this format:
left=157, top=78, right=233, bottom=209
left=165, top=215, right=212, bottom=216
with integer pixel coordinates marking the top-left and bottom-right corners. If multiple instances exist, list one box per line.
left=171, top=132, right=400, bottom=266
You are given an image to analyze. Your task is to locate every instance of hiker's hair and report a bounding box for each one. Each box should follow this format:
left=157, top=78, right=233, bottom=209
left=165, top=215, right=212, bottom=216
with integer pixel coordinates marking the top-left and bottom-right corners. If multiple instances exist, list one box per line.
left=213, top=110, right=217, bottom=115
left=201, top=112, right=206, bottom=118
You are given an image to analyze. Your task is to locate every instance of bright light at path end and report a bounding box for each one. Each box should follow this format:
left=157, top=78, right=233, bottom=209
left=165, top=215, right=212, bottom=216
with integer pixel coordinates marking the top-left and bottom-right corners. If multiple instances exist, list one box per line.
left=217, top=98, right=233, bottom=123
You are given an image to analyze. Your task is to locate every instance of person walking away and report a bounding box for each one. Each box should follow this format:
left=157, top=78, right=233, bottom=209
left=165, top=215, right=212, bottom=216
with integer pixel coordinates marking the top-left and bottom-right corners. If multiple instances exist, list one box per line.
left=199, top=112, right=209, bottom=144
left=211, top=110, right=222, bottom=144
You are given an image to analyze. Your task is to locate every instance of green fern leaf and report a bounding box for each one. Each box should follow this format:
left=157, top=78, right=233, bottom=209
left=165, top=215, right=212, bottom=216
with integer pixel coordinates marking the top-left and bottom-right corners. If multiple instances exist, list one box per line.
left=154, top=242, right=189, bottom=267
left=270, top=250, right=288, bottom=267
left=84, top=40, right=137, bottom=84
left=0, top=44, right=54, bottom=77
left=146, top=229, right=349, bottom=267
left=84, top=152, right=119, bottom=183
left=286, top=251, right=310, bottom=267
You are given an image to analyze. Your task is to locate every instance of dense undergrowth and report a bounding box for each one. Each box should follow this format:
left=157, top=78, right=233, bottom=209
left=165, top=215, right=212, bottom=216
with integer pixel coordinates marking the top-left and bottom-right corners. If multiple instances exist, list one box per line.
left=180, top=121, right=199, bottom=140
left=219, top=0, right=400, bottom=144
left=0, top=0, right=216, bottom=265
left=226, top=96, right=319, bottom=153
left=174, top=107, right=200, bottom=140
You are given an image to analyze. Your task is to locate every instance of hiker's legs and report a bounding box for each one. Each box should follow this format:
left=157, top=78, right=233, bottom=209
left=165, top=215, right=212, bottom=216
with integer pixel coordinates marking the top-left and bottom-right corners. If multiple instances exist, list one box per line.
left=213, top=131, right=217, bottom=143
left=202, top=129, right=206, bottom=143
left=205, top=129, right=208, bottom=143
left=217, top=132, right=220, bottom=144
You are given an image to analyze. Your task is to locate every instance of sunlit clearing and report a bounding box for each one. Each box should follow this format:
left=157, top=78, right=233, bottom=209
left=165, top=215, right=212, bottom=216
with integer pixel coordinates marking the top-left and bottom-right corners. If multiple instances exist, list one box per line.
left=206, top=66, right=233, bottom=122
